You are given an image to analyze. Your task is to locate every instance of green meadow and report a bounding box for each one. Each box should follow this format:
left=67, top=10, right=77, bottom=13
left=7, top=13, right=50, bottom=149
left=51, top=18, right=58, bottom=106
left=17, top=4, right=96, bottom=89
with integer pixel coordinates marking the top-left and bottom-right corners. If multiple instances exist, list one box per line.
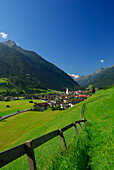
left=0, top=99, right=42, bottom=117
left=0, top=87, right=114, bottom=169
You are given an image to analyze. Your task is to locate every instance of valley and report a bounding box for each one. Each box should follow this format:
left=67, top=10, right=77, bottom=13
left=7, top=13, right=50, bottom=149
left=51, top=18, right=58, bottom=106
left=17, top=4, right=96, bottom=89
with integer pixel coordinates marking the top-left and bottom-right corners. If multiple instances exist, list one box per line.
left=0, top=1, right=114, bottom=169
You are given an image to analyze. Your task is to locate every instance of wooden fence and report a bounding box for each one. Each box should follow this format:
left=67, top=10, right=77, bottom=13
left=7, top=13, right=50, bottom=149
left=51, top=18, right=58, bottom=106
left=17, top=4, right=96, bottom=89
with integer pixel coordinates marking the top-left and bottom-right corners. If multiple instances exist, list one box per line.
left=0, top=119, right=87, bottom=170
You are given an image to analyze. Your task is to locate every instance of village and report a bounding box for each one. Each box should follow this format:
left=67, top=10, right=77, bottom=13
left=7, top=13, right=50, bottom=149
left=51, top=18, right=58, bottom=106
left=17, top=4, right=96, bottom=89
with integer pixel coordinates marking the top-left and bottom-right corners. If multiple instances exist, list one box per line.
left=1, top=87, right=98, bottom=111
left=32, top=87, right=98, bottom=111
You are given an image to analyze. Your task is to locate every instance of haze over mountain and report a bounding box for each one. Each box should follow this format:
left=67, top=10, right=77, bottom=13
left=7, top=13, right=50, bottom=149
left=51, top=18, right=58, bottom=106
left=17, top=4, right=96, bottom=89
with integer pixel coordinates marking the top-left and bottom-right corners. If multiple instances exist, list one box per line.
left=69, top=66, right=114, bottom=88
left=0, top=40, right=79, bottom=91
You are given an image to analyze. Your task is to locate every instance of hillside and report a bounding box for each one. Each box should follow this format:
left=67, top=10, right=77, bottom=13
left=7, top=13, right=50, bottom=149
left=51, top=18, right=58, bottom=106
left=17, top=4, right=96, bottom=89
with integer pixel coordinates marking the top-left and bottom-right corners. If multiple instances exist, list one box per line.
left=0, top=78, right=18, bottom=96
left=70, top=66, right=114, bottom=88
left=0, top=87, right=113, bottom=169
left=0, top=40, right=79, bottom=91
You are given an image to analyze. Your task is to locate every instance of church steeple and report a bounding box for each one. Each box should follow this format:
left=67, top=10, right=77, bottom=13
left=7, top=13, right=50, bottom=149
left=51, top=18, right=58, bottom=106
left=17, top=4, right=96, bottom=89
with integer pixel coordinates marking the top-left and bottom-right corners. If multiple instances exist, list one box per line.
left=66, top=87, right=69, bottom=94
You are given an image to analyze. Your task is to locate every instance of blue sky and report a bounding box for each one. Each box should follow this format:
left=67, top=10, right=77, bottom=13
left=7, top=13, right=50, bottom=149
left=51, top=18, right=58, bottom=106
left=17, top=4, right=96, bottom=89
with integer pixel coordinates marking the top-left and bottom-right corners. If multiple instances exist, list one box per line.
left=0, top=0, right=114, bottom=75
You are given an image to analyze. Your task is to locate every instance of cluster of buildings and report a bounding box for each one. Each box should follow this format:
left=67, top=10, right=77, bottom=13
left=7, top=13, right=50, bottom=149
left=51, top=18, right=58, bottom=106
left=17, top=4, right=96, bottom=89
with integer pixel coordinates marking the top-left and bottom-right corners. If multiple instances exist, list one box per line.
left=2, top=87, right=98, bottom=111
left=33, top=88, right=93, bottom=111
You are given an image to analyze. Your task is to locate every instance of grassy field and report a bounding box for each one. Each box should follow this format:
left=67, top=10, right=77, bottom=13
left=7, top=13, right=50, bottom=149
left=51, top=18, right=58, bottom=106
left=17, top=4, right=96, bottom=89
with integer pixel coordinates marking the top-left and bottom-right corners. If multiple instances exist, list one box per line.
left=0, top=87, right=114, bottom=169
left=82, top=87, right=114, bottom=169
left=0, top=99, right=42, bottom=117
left=0, top=104, right=82, bottom=152
left=49, top=87, right=114, bottom=170
left=0, top=99, right=82, bottom=170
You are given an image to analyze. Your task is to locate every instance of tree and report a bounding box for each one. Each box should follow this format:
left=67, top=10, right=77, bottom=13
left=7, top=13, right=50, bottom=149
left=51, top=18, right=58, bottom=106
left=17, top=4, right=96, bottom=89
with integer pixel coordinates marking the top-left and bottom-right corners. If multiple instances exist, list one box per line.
left=92, top=87, right=95, bottom=94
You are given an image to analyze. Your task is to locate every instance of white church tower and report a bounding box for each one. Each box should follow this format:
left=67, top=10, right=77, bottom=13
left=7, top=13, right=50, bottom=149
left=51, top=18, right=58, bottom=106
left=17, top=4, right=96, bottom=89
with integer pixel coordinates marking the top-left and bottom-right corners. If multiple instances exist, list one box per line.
left=66, top=87, right=69, bottom=94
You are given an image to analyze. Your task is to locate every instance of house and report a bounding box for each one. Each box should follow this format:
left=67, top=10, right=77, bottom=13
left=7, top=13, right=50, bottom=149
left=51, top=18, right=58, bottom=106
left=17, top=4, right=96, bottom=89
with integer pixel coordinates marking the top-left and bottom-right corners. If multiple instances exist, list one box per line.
left=3, top=96, right=14, bottom=101
left=49, top=100, right=71, bottom=110
left=33, top=102, right=49, bottom=111
left=63, top=98, right=72, bottom=103
left=78, top=95, right=87, bottom=100
left=74, top=90, right=79, bottom=95
left=89, top=89, right=92, bottom=92
left=60, top=102, right=70, bottom=109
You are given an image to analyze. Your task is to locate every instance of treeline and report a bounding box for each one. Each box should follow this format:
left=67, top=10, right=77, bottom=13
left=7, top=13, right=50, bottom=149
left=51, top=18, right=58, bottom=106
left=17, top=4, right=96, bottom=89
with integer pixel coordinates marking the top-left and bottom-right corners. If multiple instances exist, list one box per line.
left=9, top=76, right=47, bottom=90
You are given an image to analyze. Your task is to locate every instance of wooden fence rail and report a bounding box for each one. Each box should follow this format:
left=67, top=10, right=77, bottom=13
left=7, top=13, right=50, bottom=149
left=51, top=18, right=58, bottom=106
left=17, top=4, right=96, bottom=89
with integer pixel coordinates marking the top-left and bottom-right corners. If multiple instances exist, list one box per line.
left=0, top=119, right=87, bottom=169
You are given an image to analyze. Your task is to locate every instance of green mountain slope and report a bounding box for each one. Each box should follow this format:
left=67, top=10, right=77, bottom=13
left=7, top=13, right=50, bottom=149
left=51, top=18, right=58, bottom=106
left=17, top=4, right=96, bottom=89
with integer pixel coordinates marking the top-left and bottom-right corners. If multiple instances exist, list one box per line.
left=0, top=40, right=79, bottom=91
left=76, top=66, right=114, bottom=88
left=0, top=78, right=18, bottom=96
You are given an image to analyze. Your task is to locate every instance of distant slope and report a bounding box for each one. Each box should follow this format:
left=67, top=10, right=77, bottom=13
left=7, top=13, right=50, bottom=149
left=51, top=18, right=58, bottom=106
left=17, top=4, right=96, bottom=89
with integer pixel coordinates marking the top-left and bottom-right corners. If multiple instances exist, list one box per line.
left=71, top=66, right=114, bottom=88
left=90, top=66, right=114, bottom=87
left=0, top=40, right=79, bottom=91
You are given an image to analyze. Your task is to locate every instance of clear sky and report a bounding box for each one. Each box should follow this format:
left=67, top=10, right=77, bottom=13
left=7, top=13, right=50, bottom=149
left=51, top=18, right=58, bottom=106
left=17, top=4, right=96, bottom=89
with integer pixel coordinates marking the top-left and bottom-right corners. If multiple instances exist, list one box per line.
left=0, top=0, right=114, bottom=75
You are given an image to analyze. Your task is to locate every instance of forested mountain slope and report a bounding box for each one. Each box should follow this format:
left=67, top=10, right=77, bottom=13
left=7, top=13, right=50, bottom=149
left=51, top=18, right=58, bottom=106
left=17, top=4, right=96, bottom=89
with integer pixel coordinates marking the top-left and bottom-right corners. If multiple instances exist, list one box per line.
left=76, top=66, right=114, bottom=88
left=0, top=40, right=79, bottom=90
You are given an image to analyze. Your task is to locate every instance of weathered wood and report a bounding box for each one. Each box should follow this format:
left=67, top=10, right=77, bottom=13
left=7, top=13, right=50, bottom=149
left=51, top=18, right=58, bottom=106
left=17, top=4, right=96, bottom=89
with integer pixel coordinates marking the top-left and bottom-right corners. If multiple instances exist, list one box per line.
left=75, top=120, right=85, bottom=124
left=0, top=144, right=26, bottom=168
left=78, top=122, right=83, bottom=130
left=25, top=141, right=36, bottom=170
left=73, top=122, right=78, bottom=136
left=61, top=123, right=74, bottom=132
left=0, top=119, right=87, bottom=168
left=32, top=130, right=59, bottom=149
left=83, top=120, right=86, bottom=126
left=80, top=104, right=84, bottom=119
left=59, top=129, right=67, bottom=149
left=84, top=119, right=87, bottom=125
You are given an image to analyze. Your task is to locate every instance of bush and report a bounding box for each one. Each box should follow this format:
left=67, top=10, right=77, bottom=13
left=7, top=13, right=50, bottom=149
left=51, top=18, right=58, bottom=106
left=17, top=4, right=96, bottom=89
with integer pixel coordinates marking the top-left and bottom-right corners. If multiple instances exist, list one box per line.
left=52, top=105, right=60, bottom=111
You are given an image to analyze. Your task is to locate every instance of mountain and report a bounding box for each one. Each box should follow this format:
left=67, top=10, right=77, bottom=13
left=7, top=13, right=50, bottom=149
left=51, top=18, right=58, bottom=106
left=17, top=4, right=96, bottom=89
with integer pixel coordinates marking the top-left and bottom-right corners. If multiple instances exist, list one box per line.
left=0, top=40, right=79, bottom=91
left=69, top=66, right=114, bottom=88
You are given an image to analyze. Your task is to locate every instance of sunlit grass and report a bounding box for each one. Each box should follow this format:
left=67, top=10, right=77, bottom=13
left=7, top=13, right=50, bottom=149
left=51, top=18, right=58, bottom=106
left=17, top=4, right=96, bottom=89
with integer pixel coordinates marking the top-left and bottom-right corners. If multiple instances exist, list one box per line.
left=0, top=87, right=114, bottom=169
left=0, top=99, right=42, bottom=117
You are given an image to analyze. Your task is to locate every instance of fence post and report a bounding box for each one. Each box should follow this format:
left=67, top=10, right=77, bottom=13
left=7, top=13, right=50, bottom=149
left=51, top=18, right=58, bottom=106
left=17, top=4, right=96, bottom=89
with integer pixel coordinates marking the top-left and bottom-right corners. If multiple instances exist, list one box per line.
left=78, top=122, right=83, bottom=130
left=84, top=120, right=87, bottom=126
left=73, top=122, right=78, bottom=136
left=59, top=129, right=67, bottom=149
left=81, top=104, right=84, bottom=119
left=25, top=140, right=37, bottom=170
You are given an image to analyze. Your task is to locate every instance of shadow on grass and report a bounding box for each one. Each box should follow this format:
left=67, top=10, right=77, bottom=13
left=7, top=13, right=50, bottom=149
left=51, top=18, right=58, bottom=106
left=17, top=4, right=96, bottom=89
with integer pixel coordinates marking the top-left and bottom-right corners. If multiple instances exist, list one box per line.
left=47, top=123, right=92, bottom=170
left=0, top=119, right=7, bottom=122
